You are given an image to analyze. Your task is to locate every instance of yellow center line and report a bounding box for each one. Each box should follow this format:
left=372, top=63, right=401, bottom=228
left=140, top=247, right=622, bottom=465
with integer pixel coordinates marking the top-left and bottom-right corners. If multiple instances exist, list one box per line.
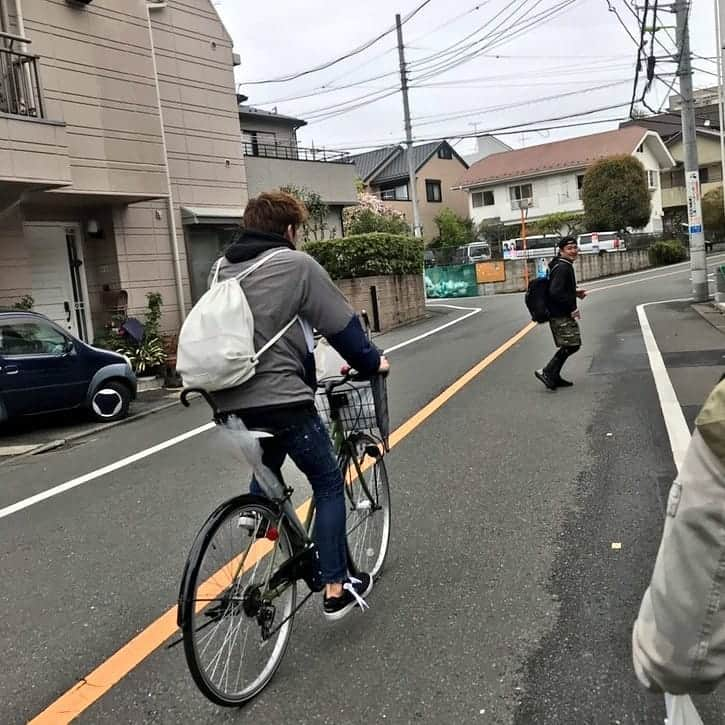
left=28, top=320, right=536, bottom=724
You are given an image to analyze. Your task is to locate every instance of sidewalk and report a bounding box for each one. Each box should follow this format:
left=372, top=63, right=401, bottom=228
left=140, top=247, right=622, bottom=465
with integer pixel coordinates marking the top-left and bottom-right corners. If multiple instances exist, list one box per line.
left=645, top=300, right=725, bottom=430
left=0, top=387, right=180, bottom=458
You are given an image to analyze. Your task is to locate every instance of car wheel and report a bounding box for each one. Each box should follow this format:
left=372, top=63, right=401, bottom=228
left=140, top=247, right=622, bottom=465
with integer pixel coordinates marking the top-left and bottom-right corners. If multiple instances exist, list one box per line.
left=89, top=381, right=131, bottom=422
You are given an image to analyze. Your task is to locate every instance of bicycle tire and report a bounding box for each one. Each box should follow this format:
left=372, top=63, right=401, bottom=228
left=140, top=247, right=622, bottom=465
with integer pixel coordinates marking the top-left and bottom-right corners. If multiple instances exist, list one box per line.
left=342, top=433, right=391, bottom=579
left=178, top=495, right=297, bottom=707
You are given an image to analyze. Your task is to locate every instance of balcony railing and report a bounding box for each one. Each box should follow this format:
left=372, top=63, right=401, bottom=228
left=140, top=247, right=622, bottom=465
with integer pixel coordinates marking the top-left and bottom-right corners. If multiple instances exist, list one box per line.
left=510, top=197, right=534, bottom=211
left=0, top=47, right=45, bottom=119
left=243, top=141, right=352, bottom=164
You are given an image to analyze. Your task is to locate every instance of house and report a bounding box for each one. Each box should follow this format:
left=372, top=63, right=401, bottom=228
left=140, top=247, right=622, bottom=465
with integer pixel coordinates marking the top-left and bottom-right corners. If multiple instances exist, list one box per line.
left=0, top=0, right=246, bottom=339
left=463, top=134, right=512, bottom=166
left=621, top=114, right=724, bottom=234
left=350, top=140, right=470, bottom=242
left=238, top=101, right=357, bottom=250
left=458, top=127, right=675, bottom=235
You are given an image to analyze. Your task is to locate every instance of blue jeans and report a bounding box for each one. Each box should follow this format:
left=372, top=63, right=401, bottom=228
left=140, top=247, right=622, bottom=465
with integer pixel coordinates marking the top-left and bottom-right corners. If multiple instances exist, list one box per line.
left=249, top=412, right=347, bottom=584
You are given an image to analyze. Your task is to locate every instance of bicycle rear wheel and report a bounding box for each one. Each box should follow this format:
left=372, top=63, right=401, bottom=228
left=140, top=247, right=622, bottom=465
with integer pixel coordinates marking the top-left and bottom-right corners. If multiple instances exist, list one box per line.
left=343, top=434, right=391, bottom=578
left=178, top=496, right=296, bottom=707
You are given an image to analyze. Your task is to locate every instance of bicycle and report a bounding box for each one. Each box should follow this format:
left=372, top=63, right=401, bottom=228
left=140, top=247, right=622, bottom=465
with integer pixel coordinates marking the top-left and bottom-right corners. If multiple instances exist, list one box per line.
left=176, top=371, right=391, bottom=707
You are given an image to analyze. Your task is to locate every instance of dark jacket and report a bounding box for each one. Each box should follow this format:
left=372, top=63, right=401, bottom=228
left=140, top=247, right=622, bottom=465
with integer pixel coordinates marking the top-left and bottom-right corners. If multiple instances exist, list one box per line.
left=547, top=256, right=577, bottom=318
left=208, top=230, right=380, bottom=414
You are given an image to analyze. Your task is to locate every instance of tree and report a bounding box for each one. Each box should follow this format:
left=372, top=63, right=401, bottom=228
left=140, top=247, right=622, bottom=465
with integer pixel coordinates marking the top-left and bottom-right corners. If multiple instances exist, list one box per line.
left=581, top=155, right=651, bottom=231
left=702, top=187, right=725, bottom=241
left=280, top=185, right=330, bottom=242
left=431, top=207, right=476, bottom=247
left=343, top=191, right=411, bottom=236
left=536, top=211, right=585, bottom=237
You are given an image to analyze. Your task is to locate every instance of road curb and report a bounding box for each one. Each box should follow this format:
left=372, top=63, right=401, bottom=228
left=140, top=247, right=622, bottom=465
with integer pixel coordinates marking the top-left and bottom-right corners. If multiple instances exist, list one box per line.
left=692, top=303, right=725, bottom=336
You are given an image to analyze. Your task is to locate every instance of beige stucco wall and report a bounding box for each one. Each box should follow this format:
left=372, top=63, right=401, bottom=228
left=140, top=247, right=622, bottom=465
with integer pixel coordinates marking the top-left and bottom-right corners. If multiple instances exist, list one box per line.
left=0, top=209, right=32, bottom=308
left=668, top=135, right=723, bottom=165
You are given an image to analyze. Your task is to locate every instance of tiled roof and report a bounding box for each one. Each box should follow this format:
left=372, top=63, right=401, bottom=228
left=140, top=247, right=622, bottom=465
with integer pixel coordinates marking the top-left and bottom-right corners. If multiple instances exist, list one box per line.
left=374, top=141, right=443, bottom=183
left=349, top=146, right=400, bottom=182
left=459, top=126, right=649, bottom=188
left=350, top=140, right=468, bottom=184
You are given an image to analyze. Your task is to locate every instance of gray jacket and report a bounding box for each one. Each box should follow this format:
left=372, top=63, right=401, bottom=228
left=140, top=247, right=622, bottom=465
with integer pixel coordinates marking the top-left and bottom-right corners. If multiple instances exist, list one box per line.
left=632, top=378, right=725, bottom=694
left=208, top=231, right=380, bottom=413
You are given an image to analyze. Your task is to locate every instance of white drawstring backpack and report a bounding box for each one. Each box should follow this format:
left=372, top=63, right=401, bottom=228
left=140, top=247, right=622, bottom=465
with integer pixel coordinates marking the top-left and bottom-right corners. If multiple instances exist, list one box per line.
left=176, top=250, right=297, bottom=391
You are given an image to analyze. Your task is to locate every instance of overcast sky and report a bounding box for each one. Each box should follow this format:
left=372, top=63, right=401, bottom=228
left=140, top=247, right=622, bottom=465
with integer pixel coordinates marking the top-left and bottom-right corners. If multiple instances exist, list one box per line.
left=216, top=0, right=719, bottom=156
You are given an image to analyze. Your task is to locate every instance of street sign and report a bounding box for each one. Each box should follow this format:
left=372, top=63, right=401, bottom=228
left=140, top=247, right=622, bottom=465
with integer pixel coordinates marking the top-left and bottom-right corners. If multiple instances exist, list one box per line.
left=685, top=170, right=703, bottom=230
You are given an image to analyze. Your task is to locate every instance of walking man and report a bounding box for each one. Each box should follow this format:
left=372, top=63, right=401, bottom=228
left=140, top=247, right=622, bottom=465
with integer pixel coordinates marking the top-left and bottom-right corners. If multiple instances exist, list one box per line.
left=535, top=236, right=587, bottom=389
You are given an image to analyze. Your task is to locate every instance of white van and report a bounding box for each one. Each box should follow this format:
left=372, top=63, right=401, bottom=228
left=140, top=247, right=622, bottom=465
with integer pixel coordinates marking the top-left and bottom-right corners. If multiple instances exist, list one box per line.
left=455, top=242, right=492, bottom=264
left=577, top=231, right=626, bottom=253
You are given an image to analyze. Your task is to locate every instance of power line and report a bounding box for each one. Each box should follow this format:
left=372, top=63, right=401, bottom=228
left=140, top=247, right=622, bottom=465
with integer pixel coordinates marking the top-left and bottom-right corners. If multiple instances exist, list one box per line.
left=410, top=80, right=631, bottom=126
left=241, top=0, right=435, bottom=85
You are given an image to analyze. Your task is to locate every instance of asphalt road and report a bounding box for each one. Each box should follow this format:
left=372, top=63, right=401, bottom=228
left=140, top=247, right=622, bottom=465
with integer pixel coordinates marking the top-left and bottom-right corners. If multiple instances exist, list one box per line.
left=2, top=255, right=724, bottom=725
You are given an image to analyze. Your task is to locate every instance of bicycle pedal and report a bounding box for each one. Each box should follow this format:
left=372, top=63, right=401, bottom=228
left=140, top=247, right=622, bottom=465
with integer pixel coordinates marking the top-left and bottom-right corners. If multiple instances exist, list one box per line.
left=353, top=499, right=373, bottom=511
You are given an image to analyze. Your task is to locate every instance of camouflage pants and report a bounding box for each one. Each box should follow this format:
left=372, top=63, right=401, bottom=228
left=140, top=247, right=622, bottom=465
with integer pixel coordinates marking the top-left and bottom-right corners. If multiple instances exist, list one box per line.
left=549, top=316, right=581, bottom=348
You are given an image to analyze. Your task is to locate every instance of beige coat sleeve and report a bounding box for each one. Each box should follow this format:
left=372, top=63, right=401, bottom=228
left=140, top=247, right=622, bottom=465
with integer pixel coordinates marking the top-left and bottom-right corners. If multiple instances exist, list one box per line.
left=632, top=379, right=725, bottom=694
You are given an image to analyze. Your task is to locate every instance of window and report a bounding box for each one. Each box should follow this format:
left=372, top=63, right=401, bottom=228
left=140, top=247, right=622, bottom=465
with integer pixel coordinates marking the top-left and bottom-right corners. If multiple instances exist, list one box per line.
left=437, top=145, right=453, bottom=160
left=0, top=320, right=69, bottom=357
left=380, top=183, right=409, bottom=201
left=472, top=190, right=495, bottom=208
left=426, top=179, right=443, bottom=203
left=647, top=170, right=658, bottom=189
left=509, top=183, right=533, bottom=209
left=699, top=167, right=710, bottom=184
left=242, top=129, right=276, bottom=157
left=637, top=143, right=644, bottom=153
left=710, top=164, right=723, bottom=182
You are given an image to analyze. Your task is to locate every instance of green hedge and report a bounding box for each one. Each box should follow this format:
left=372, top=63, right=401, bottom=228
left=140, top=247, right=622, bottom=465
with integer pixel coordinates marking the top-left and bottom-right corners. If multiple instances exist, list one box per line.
left=304, top=233, right=423, bottom=279
left=648, top=239, right=687, bottom=266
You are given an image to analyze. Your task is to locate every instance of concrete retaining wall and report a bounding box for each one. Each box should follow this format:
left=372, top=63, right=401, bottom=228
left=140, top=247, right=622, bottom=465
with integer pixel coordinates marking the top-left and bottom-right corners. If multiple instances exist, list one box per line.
left=477, top=250, right=652, bottom=295
left=336, top=274, right=426, bottom=333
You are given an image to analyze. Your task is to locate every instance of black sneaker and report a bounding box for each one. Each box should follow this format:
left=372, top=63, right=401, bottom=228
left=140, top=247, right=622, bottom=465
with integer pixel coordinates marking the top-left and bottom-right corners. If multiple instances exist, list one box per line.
left=535, top=369, right=557, bottom=391
left=323, top=573, right=373, bottom=622
left=554, top=377, right=574, bottom=388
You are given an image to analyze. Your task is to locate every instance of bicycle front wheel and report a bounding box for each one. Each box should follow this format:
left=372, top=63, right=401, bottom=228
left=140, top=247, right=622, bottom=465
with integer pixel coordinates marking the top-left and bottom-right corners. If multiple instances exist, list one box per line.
left=343, top=434, right=391, bottom=578
left=179, top=496, right=297, bottom=707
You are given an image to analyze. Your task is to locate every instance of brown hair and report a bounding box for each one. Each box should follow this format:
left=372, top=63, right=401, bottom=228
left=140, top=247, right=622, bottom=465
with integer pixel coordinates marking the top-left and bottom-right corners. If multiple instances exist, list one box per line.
left=242, top=191, right=308, bottom=236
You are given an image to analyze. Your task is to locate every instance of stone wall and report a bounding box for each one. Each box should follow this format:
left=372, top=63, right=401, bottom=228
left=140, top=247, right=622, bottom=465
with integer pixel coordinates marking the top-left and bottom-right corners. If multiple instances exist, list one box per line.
left=477, top=250, right=652, bottom=295
left=336, top=274, right=426, bottom=333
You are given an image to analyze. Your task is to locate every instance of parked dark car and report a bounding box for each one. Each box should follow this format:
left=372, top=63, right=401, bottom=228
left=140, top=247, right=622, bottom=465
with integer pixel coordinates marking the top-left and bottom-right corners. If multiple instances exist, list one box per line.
left=0, top=310, right=137, bottom=424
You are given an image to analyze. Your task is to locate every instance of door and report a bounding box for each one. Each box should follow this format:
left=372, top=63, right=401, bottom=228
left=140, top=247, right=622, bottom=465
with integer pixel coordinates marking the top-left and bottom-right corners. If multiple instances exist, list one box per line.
left=25, top=224, right=92, bottom=340
left=0, top=315, right=86, bottom=416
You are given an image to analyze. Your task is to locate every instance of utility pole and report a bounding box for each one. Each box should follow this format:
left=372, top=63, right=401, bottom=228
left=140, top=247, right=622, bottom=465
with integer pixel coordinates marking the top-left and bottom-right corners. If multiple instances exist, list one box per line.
left=675, top=0, right=708, bottom=301
left=396, top=13, right=422, bottom=239
left=715, top=0, right=725, bottom=221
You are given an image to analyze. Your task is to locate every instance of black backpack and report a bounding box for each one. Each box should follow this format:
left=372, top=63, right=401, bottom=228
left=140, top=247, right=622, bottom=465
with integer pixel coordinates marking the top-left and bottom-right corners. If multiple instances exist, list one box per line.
left=525, top=276, right=551, bottom=323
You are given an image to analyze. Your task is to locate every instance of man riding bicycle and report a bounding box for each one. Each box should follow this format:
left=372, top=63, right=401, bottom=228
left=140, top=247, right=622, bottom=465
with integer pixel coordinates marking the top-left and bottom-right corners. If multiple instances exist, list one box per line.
left=209, top=191, right=390, bottom=620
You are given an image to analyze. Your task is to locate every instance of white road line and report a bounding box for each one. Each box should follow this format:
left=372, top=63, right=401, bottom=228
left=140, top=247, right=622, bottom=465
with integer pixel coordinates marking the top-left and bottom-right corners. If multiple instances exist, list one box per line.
left=384, top=303, right=482, bottom=354
left=2, top=304, right=483, bottom=519
left=0, top=422, right=215, bottom=520
left=636, top=300, right=692, bottom=472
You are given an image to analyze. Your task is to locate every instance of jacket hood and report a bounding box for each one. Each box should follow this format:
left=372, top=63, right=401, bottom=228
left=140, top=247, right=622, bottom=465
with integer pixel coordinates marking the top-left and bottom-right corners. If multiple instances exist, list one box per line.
left=225, top=230, right=294, bottom=264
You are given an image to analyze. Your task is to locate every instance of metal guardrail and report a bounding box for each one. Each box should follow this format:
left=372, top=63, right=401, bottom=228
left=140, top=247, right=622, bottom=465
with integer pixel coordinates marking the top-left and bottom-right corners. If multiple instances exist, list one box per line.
left=242, top=141, right=352, bottom=164
left=0, top=47, right=45, bottom=118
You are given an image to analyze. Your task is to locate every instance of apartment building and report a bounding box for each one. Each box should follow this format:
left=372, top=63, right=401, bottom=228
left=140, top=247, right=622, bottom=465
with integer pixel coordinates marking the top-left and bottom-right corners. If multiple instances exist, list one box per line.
left=0, top=0, right=246, bottom=339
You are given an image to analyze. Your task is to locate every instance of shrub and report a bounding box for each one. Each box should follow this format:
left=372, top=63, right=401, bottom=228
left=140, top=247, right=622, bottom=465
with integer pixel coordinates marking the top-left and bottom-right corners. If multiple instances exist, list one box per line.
left=304, top=233, right=423, bottom=279
left=648, top=239, right=687, bottom=266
